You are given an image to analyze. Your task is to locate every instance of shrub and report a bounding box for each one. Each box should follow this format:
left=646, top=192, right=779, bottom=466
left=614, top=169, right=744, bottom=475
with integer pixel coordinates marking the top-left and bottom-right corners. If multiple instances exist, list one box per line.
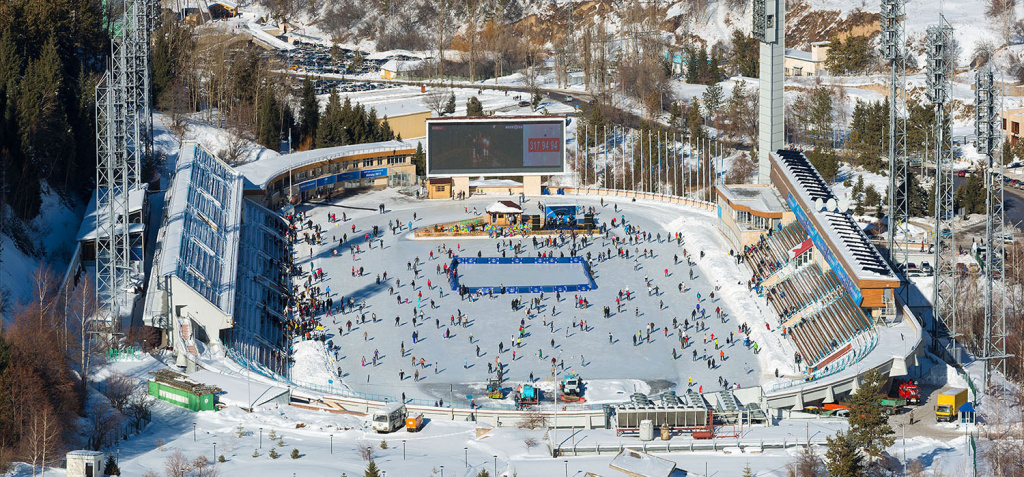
left=269, top=448, right=279, bottom=459
left=379, top=439, right=388, bottom=450
left=291, top=448, right=300, bottom=459
left=218, top=455, right=226, bottom=463
left=252, top=449, right=259, bottom=458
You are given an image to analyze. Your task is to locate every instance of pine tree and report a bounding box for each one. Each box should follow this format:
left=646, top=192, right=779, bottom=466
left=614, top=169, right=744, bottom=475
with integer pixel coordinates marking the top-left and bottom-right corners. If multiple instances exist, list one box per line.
left=824, top=431, right=863, bottom=477
left=847, top=369, right=895, bottom=459
left=702, top=82, right=723, bottom=124
left=17, top=35, right=73, bottom=181
left=102, top=455, right=121, bottom=475
left=412, top=142, right=425, bottom=175
left=685, top=47, right=699, bottom=84
left=299, top=76, right=319, bottom=149
left=445, top=93, right=456, bottom=115
left=685, top=97, right=705, bottom=141
left=364, top=459, right=382, bottom=477
left=741, top=462, right=753, bottom=477
left=256, top=90, right=281, bottom=152
left=317, top=87, right=345, bottom=148
left=466, top=96, right=484, bottom=116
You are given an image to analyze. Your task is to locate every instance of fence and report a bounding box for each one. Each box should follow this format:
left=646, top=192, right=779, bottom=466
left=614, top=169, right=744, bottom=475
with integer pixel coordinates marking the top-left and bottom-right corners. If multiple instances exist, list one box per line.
left=553, top=186, right=716, bottom=211
left=106, top=346, right=145, bottom=361
left=766, top=330, right=879, bottom=394
left=549, top=436, right=832, bottom=457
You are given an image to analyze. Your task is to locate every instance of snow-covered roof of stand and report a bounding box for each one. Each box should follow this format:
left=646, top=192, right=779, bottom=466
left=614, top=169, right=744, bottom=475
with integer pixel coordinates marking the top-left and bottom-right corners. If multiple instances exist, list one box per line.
left=772, top=149, right=895, bottom=281
left=785, top=48, right=816, bottom=62
left=76, top=184, right=149, bottom=242
left=485, top=201, right=523, bottom=214
left=470, top=179, right=522, bottom=187
left=234, top=138, right=423, bottom=190
left=717, top=184, right=786, bottom=216
left=158, top=143, right=243, bottom=315
left=608, top=449, right=676, bottom=477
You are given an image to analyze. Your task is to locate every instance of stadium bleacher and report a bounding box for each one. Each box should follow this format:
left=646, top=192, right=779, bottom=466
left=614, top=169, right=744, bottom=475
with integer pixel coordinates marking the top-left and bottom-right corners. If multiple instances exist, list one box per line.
left=159, top=144, right=293, bottom=378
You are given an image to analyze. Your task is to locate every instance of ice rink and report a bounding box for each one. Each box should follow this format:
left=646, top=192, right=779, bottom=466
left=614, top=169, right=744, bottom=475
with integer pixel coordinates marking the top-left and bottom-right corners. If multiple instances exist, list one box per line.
left=454, top=260, right=593, bottom=290
left=287, top=189, right=796, bottom=407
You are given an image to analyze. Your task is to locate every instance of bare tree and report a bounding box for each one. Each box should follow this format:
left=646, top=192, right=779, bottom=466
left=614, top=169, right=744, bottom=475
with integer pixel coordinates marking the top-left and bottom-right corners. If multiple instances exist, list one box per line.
left=422, top=88, right=451, bottom=117
left=104, top=372, right=138, bottom=414
left=219, top=128, right=249, bottom=166
left=69, top=277, right=97, bottom=410
left=726, top=152, right=756, bottom=184
left=27, top=403, right=61, bottom=477
left=87, top=400, right=123, bottom=451
left=126, top=387, right=155, bottom=432
left=164, top=450, right=191, bottom=477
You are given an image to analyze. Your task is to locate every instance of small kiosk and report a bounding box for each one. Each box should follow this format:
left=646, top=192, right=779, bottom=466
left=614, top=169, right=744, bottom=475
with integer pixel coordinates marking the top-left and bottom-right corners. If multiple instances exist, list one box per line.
left=485, top=201, right=523, bottom=226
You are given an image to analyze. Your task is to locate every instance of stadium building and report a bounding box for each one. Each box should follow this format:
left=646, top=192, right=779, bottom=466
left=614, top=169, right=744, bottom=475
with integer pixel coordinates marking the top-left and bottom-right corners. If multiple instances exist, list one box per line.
left=236, top=139, right=420, bottom=208
left=144, top=144, right=291, bottom=376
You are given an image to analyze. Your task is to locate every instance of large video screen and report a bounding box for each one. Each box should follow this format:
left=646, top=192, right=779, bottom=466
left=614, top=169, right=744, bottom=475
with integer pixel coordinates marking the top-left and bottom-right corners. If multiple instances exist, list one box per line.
left=426, top=118, right=566, bottom=175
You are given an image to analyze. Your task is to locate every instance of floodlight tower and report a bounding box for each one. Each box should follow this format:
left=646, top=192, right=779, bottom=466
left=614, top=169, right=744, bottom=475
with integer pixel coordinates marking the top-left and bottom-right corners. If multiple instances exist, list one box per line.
left=925, top=22, right=957, bottom=361
left=752, top=0, right=784, bottom=184
left=95, top=0, right=156, bottom=319
left=882, top=0, right=910, bottom=291
left=975, top=65, right=1011, bottom=388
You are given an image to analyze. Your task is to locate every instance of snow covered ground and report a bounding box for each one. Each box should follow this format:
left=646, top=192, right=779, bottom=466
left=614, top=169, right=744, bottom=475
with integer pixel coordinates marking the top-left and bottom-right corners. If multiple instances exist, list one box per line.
left=284, top=190, right=798, bottom=407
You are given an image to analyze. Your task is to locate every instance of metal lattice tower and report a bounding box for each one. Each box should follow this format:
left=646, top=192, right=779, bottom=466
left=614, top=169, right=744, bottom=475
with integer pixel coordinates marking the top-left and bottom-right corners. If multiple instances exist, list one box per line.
left=976, top=65, right=1011, bottom=388
left=882, top=0, right=910, bottom=294
left=926, top=22, right=958, bottom=361
left=95, top=0, right=156, bottom=318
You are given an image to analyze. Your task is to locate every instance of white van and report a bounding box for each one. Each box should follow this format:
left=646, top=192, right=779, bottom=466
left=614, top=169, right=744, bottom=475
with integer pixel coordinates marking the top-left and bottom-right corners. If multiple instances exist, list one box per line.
left=371, top=402, right=408, bottom=433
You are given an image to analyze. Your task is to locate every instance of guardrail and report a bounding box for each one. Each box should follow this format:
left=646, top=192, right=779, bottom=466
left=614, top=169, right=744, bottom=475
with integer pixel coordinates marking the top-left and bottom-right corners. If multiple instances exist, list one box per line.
left=766, top=330, right=879, bottom=394
left=549, top=436, right=831, bottom=457
left=554, top=186, right=716, bottom=211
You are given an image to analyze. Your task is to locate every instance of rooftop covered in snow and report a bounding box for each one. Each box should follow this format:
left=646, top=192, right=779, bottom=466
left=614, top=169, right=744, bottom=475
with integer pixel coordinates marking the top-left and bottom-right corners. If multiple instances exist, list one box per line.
left=234, top=138, right=422, bottom=190
left=770, top=149, right=896, bottom=282
left=158, top=143, right=243, bottom=315
left=76, top=184, right=149, bottom=242
left=716, top=183, right=787, bottom=218
left=608, top=449, right=677, bottom=477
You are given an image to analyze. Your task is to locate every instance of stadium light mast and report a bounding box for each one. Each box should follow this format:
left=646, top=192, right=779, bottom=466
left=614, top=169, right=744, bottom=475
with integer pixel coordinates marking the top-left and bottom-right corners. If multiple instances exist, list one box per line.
left=882, top=0, right=910, bottom=303
left=926, top=20, right=958, bottom=362
left=752, top=0, right=784, bottom=184
left=95, top=0, right=157, bottom=320
left=975, top=65, right=1011, bottom=388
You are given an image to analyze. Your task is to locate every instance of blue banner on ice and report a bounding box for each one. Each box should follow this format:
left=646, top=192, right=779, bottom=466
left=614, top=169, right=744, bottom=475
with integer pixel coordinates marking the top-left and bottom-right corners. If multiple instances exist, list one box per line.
left=447, top=256, right=597, bottom=294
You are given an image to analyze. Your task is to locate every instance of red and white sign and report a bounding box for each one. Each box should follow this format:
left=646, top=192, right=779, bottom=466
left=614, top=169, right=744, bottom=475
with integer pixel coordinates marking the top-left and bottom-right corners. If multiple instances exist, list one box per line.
left=528, top=137, right=561, bottom=153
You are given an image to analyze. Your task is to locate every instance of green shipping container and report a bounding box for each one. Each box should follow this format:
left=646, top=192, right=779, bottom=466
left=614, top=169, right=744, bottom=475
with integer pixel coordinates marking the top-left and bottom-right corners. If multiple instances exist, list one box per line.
left=148, top=381, right=217, bottom=412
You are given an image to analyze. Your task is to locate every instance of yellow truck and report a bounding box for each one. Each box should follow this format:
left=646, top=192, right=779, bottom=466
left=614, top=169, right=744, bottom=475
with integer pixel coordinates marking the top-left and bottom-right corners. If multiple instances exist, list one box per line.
left=935, top=388, right=968, bottom=422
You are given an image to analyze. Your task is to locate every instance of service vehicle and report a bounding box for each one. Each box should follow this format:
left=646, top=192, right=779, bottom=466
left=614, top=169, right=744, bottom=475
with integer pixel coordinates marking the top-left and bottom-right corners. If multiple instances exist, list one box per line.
left=406, top=412, right=424, bottom=432
left=560, top=373, right=584, bottom=402
left=935, top=388, right=968, bottom=422
left=514, top=384, right=539, bottom=408
left=487, top=377, right=504, bottom=399
left=895, top=379, right=921, bottom=405
left=372, top=402, right=408, bottom=433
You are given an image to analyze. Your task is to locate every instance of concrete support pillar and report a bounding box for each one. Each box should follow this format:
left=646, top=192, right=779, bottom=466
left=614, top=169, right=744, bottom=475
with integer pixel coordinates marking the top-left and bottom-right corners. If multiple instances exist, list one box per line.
left=523, top=176, right=542, bottom=196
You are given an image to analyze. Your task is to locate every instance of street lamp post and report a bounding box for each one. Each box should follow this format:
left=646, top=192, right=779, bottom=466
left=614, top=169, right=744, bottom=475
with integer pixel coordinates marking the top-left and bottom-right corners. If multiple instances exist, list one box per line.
left=464, top=447, right=468, bottom=468
left=193, top=423, right=196, bottom=442
left=564, top=460, right=568, bottom=477
left=440, top=465, right=444, bottom=477
left=403, top=440, right=406, bottom=460
left=330, top=434, right=334, bottom=454
left=213, top=443, right=217, bottom=462
left=493, top=455, right=497, bottom=477
left=260, top=428, right=263, bottom=448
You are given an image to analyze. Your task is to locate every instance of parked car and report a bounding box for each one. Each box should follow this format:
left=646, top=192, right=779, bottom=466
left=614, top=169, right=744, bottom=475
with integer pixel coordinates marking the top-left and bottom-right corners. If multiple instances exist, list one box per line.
left=920, top=261, right=933, bottom=275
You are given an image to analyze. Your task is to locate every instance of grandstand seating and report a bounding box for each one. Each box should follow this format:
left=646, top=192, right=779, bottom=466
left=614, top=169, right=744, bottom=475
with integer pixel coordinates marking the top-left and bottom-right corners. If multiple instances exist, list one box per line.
left=743, top=222, right=807, bottom=283
left=223, top=199, right=292, bottom=378
left=172, top=145, right=241, bottom=313
left=742, top=218, right=875, bottom=367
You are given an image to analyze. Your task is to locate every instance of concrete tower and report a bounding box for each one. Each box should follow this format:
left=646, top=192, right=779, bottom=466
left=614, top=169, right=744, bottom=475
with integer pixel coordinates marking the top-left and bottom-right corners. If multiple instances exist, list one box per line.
left=753, top=0, right=784, bottom=184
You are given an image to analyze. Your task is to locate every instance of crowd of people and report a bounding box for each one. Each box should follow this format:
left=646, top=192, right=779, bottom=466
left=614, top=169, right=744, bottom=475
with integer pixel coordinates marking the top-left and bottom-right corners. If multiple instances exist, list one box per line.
left=277, top=198, right=766, bottom=407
